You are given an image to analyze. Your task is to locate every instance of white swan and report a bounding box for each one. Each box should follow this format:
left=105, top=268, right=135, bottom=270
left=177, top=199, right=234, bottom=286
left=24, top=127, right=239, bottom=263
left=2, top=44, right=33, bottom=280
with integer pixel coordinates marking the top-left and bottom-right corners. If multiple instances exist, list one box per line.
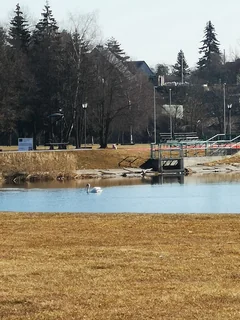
left=86, top=183, right=103, bottom=194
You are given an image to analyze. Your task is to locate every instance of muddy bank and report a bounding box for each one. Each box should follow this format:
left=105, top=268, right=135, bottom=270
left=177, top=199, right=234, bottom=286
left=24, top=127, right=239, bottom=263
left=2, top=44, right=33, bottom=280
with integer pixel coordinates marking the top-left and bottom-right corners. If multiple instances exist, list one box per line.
left=2, top=162, right=240, bottom=184
left=2, top=151, right=240, bottom=184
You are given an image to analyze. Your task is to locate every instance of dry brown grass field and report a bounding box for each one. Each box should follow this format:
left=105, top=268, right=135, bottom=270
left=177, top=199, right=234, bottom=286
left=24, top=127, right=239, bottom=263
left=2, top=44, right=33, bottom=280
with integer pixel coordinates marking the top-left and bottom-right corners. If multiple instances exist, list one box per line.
left=1, top=213, right=240, bottom=319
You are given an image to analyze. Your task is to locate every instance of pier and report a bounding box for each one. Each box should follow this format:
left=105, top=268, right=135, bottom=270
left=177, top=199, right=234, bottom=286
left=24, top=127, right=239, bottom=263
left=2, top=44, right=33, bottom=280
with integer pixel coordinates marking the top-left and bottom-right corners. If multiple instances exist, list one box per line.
left=140, top=144, right=185, bottom=175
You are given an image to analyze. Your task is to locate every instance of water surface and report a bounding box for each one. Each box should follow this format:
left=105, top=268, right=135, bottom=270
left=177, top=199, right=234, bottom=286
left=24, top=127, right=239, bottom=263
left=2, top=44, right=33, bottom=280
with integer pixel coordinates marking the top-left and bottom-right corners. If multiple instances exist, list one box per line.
left=0, top=174, right=240, bottom=214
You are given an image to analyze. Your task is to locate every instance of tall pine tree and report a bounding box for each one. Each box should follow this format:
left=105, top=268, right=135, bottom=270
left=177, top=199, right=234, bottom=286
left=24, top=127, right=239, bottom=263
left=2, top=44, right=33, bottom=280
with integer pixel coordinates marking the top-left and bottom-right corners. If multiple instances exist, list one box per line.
left=106, top=37, right=129, bottom=62
left=197, top=21, right=222, bottom=83
left=30, top=1, right=62, bottom=147
left=8, top=3, right=30, bottom=52
left=30, top=0, right=61, bottom=114
left=172, top=50, right=190, bottom=82
left=0, top=27, right=19, bottom=143
left=32, top=1, right=59, bottom=43
left=7, top=5, right=36, bottom=143
left=0, top=27, right=6, bottom=47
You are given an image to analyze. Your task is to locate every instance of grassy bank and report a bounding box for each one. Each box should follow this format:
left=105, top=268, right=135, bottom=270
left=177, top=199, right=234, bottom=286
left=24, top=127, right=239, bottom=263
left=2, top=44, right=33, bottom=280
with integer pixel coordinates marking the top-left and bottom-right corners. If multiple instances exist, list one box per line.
left=0, top=213, right=240, bottom=319
left=1, top=145, right=240, bottom=182
left=0, top=146, right=150, bottom=181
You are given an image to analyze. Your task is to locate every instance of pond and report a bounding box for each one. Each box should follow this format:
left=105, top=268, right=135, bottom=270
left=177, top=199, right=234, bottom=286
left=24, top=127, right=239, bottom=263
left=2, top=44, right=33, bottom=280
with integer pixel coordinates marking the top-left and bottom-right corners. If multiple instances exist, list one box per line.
left=1, top=173, right=240, bottom=214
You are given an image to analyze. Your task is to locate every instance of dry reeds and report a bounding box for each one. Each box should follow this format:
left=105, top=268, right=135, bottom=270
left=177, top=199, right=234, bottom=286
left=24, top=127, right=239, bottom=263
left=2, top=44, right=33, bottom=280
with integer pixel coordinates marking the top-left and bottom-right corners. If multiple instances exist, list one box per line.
left=0, top=213, right=240, bottom=319
left=0, top=147, right=151, bottom=181
left=0, top=146, right=239, bottom=182
left=0, top=151, right=78, bottom=181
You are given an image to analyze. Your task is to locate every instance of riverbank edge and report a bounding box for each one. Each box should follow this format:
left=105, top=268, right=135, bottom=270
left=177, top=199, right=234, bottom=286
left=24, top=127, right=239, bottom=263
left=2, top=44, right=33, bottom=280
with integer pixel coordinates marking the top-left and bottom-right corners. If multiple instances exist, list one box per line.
left=1, top=152, right=240, bottom=183
left=1, top=162, right=240, bottom=184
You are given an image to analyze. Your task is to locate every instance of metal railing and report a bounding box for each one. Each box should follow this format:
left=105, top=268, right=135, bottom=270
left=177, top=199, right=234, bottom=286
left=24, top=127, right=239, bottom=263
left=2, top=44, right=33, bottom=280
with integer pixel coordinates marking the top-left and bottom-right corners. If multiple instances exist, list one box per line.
left=204, top=133, right=225, bottom=142
left=151, top=133, right=240, bottom=158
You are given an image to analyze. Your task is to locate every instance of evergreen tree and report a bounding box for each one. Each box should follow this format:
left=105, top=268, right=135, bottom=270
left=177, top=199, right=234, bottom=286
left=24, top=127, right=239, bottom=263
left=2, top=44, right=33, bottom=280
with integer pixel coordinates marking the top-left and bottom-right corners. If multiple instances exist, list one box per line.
left=156, top=64, right=169, bottom=76
left=30, top=1, right=62, bottom=146
left=172, top=50, right=190, bottom=82
left=106, top=37, right=129, bottom=62
left=5, top=7, right=36, bottom=144
left=32, top=1, right=59, bottom=44
left=8, top=3, right=30, bottom=52
left=0, top=28, right=18, bottom=141
left=0, top=26, right=6, bottom=47
left=71, top=29, right=89, bottom=62
left=197, top=21, right=222, bottom=83
left=31, top=0, right=61, bottom=103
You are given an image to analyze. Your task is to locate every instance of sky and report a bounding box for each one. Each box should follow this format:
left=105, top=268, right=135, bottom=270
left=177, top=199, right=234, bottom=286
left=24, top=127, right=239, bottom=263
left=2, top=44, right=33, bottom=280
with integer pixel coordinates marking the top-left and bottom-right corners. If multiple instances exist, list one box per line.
left=1, top=0, right=240, bottom=70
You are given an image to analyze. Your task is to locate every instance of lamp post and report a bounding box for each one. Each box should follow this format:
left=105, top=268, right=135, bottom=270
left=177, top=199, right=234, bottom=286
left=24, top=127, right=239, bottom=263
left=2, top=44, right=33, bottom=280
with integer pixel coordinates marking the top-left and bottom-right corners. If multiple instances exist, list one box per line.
left=197, top=119, right=203, bottom=138
left=128, top=100, right=133, bottom=144
left=58, top=108, right=63, bottom=143
left=223, top=83, right=226, bottom=136
left=82, top=103, right=88, bottom=148
left=169, top=88, right=172, bottom=139
left=153, top=86, right=157, bottom=144
left=228, top=104, right=232, bottom=140
left=181, top=53, right=184, bottom=84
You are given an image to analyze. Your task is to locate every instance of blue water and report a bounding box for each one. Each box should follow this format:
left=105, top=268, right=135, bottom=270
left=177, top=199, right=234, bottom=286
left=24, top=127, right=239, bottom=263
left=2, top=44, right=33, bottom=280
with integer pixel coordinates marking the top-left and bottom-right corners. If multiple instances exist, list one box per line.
left=0, top=181, right=239, bottom=213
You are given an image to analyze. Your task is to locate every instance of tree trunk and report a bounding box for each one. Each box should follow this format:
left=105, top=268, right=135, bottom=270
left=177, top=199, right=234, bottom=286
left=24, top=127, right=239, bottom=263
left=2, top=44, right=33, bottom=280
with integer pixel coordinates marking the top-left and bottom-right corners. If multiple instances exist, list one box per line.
left=33, top=120, right=37, bottom=150
left=75, top=114, right=80, bottom=149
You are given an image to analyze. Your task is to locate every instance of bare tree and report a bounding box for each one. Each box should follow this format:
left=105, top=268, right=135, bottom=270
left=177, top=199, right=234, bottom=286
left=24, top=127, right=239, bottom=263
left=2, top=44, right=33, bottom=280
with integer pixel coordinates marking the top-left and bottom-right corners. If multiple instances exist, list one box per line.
left=65, top=12, right=99, bottom=148
left=88, top=45, right=136, bottom=147
left=183, top=86, right=208, bottom=133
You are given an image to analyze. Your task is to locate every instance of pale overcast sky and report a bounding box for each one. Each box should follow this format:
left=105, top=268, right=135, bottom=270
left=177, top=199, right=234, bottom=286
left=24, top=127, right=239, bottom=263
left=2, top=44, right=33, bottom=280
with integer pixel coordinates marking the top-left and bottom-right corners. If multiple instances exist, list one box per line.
left=1, top=0, right=240, bottom=70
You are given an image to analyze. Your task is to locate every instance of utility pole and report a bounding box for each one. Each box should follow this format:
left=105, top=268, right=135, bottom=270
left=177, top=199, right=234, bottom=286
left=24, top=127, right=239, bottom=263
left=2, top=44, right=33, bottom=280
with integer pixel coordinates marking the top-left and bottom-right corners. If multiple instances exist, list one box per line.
left=223, top=83, right=226, bottom=136
left=153, top=86, right=157, bottom=144
left=82, top=103, right=88, bottom=147
left=181, top=53, right=184, bottom=84
left=169, top=89, right=172, bottom=139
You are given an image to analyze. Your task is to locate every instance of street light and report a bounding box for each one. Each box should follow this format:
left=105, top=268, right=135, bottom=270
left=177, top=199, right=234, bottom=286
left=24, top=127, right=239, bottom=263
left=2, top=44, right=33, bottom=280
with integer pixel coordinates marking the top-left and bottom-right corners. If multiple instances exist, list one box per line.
left=181, top=53, right=184, bottom=84
left=223, top=83, right=226, bottom=136
left=197, top=119, right=203, bottom=138
left=82, top=103, right=88, bottom=148
left=153, top=86, right=157, bottom=144
left=228, top=104, right=232, bottom=140
left=169, top=88, right=172, bottom=139
left=128, top=100, right=133, bottom=144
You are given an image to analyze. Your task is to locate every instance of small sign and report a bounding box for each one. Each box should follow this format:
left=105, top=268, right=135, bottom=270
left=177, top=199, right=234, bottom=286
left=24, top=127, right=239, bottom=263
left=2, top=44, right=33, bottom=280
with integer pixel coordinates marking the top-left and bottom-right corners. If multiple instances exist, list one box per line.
left=18, top=138, right=33, bottom=151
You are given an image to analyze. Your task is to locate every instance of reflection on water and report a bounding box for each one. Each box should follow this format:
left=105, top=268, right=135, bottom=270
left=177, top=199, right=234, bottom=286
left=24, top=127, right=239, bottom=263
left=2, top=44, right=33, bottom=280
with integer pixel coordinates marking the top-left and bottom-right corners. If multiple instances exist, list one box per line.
left=0, top=174, right=186, bottom=189
left=1, top=173, right=240, bottom=214
left=150, top=175, right=184, bottom=185
left=186, top=172, right=240, bottom=184
left=1, top=172, right=240, bottom=189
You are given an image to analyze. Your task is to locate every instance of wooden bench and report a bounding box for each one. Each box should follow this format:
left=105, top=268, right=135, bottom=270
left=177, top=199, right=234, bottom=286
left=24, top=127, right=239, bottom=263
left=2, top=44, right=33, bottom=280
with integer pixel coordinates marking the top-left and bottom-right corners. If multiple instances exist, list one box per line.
left=45, top=142, right=69, bottom=150
left=159, top=133, right=172, bottom=143
left=174, top=132, right=199, bottom=141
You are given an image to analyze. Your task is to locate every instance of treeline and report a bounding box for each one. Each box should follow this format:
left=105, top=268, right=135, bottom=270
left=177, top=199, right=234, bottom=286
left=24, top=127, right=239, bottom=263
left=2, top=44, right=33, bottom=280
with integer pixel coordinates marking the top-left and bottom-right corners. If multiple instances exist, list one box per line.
left=156, top=21, right=240, bottom=86
left=153, top=21, right=240, bottom=138
left=0, top=2, right=153, bottom=148
left=1, top=4, right=240, bottom=147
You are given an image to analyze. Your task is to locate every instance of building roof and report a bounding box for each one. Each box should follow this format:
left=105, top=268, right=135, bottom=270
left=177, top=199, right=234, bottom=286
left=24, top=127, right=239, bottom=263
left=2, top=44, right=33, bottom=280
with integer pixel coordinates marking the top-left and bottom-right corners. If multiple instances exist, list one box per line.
left=127, top=61, right=155, bottom=77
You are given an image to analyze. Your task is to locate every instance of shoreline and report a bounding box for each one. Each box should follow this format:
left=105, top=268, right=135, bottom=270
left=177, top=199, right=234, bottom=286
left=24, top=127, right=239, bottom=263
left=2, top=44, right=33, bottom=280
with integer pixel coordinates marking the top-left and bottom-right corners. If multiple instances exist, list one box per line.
left=76, top=162, right=240, bottom=179
left=2, top=163, right=240, bottom=184
left=1, top=147, right=240, bottom=183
